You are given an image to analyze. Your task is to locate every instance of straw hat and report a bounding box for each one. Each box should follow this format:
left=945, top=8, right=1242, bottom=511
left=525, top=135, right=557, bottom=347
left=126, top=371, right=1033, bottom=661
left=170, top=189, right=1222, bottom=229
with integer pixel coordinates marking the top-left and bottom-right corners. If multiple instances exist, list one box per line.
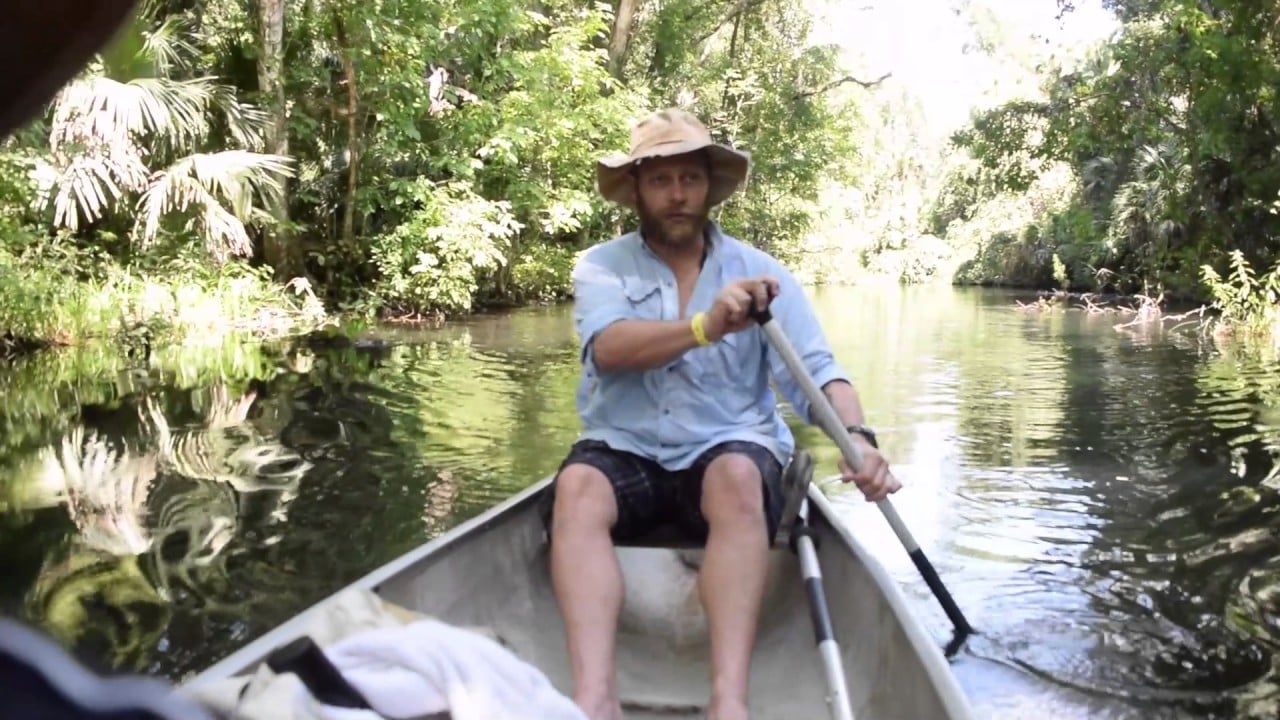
left=596, top=109, right=751, bottom=210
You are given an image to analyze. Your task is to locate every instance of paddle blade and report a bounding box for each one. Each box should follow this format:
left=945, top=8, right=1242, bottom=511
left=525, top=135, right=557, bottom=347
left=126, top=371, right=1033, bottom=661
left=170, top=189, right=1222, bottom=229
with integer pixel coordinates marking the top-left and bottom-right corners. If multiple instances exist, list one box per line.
left=943, top=628, right=972, bottom=661
left=774, top=449, right=814, bottom=550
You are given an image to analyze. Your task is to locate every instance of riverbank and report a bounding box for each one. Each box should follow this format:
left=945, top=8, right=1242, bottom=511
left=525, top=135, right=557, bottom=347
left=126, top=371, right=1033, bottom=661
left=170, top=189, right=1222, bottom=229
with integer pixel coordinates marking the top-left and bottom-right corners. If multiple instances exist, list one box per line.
left=5, top=237, right=1276, bottom=368
left=950, top=246, right=1280, bottom=349
left=0, top=246, right=334, bottom=362
left=960, top=283, right=1280, bottom=351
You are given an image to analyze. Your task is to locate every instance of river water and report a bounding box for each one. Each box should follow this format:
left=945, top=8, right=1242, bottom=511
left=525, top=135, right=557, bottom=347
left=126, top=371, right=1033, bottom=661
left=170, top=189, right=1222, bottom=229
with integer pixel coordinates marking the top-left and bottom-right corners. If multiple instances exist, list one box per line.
left=1, top=284, right=1277, bottom=719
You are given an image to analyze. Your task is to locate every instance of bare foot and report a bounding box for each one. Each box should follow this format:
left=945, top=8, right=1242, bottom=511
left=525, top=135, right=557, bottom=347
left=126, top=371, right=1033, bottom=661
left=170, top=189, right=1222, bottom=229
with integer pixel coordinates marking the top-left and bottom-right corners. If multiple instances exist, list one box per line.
left=575, top=695, right=624, bottom=720
left=706, top=697, right=749, bottom=720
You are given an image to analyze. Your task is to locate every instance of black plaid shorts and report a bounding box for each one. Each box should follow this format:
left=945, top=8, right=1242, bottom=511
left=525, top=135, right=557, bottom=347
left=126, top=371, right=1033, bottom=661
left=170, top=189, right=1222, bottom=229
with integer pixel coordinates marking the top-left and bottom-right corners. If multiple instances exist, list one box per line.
left=541, top=438, right=785, bottom=544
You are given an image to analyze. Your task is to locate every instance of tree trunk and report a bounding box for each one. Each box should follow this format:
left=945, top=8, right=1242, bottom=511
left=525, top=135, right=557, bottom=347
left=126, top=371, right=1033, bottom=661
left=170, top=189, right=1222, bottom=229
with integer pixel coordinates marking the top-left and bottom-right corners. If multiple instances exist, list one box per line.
left=333, top=8, right=360, bottom=255
left=255, top=0, right=298, bottom=279
left=719, top=14, right=742, bottom=114
left=608, top=0, right=640, bottom=79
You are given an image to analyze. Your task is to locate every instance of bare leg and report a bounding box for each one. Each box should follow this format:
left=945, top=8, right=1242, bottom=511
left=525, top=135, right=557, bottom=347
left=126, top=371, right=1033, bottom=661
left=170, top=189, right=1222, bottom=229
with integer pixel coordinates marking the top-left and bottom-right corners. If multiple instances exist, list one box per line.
left=549, top=464, right=625, bottom=720
left=698, top=454, right=769, bottom=720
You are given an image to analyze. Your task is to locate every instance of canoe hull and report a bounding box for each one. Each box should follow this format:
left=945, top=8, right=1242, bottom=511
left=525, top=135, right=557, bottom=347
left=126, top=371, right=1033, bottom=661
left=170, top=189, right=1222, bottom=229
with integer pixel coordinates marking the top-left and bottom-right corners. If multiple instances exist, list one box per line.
left=186, top=477, right=974, bottom=719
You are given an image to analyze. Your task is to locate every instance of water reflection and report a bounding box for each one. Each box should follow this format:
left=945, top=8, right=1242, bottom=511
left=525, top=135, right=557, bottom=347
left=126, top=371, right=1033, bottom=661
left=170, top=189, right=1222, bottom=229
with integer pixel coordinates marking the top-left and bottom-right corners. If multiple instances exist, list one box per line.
left=781, top=287, right=1279, bottom=719
left=0, top=285, right=1276, bottom=718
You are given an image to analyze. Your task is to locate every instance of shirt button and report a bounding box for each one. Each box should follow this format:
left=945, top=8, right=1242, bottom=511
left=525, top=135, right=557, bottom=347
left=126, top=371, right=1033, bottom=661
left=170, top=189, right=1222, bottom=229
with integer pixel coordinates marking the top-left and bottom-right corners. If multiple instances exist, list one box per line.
left=663, top=409, right=671, bottom=415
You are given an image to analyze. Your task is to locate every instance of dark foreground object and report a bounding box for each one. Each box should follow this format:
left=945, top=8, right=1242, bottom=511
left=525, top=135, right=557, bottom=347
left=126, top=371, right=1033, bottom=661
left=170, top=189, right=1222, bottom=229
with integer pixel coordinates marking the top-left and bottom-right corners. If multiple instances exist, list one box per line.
left=0, top=1, right=138, bottom=139
left=0, top=618, right=212, bottom=720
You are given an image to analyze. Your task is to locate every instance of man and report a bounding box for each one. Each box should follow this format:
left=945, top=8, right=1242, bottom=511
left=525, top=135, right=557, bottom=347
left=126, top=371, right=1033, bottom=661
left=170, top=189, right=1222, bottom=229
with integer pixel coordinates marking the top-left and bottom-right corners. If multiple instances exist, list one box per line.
left=545, top=108, right=901, bottom=720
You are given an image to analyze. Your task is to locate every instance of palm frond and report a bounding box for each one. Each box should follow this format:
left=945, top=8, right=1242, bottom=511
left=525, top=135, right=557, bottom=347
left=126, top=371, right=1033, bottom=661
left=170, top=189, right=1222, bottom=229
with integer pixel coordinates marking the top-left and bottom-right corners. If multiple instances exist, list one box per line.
left=135, top=150, right=294, bottom=261
left=51, top=75, right=219, bottom=156
left=46, top=74, right=233, bottom=230
left=50, top=152, right=149, bottom=231
left=42, top=14, right=285, bottom=252
left=143, top=16, right=200, bottom=77
left=207, top=84, right=271, bottom=151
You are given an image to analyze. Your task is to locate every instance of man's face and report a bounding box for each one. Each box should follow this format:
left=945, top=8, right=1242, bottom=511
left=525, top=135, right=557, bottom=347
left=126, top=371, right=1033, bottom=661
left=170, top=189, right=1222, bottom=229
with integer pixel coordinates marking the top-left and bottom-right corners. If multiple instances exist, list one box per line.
left=634, top=152, right=711, bottom=251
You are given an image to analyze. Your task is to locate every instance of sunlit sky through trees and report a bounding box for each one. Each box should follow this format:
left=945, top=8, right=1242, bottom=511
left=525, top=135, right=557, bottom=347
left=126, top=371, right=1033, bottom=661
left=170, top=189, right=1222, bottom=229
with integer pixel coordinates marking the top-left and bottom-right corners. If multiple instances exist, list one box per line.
left=809, top=0, right=1119, bottom=137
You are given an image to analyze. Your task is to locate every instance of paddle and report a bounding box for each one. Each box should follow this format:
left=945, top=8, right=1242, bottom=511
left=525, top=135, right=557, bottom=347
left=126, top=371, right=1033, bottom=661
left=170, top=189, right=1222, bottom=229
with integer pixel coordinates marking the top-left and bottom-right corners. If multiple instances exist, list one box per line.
left=784, top=482, right=858, bottom=720
left=746, top=291, right=976, bottom=657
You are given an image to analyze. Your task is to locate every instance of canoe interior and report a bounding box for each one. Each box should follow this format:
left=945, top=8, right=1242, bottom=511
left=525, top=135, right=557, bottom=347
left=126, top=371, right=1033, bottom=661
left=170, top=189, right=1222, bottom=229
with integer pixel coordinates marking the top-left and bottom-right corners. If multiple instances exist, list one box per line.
left=188, top=479, right=974, bottom=720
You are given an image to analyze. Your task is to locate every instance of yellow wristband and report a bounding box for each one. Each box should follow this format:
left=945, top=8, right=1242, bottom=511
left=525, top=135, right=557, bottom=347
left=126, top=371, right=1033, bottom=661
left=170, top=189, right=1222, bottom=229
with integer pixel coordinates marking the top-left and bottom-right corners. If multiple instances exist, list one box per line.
left=690, top=311, right=711, bottom=346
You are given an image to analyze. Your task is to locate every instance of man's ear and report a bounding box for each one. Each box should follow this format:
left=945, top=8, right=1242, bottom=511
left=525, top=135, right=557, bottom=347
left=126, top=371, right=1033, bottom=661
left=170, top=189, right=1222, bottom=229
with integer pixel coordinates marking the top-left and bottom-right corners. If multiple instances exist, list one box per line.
left=628, top=168, right=644, bottom=210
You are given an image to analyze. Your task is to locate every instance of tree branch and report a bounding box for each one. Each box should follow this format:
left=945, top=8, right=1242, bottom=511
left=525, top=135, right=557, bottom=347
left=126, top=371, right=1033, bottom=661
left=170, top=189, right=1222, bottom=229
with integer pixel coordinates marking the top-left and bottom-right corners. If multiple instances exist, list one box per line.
left=793, top=71, right=891, bottom=100
left=696, top=0, right=767, bottom=46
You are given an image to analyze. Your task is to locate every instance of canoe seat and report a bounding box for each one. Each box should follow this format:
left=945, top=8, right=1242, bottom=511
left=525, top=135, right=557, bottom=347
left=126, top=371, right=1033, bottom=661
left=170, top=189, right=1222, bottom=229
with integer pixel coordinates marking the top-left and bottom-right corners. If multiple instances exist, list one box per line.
left=613, top=449, right=814, bottom=551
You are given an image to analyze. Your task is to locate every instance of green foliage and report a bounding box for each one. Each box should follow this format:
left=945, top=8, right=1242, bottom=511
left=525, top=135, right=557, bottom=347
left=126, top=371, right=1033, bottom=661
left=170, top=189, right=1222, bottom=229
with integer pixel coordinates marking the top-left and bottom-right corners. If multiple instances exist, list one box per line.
left=948, top=162, right=1081, bottom=288
left=1201, top=251, right=1280, bottom=339
left=509, top=243, right=579, bottom=304
left=368, top=179, right=518, bottom=317
left=0, top=0, right=927, bottom=346
left=952, top=100, right=1053, bottom=195
left=933, top=0, right=1280, bottom=343
left=0, top=144, right=39, bottom=227
left=0, top=232, right=328, bottom=347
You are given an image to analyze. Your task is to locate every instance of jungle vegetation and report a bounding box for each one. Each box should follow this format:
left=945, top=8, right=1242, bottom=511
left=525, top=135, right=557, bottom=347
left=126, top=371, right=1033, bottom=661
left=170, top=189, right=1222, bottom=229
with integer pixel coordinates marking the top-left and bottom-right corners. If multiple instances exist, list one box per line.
left=0, top=0, right=1275, bottom=353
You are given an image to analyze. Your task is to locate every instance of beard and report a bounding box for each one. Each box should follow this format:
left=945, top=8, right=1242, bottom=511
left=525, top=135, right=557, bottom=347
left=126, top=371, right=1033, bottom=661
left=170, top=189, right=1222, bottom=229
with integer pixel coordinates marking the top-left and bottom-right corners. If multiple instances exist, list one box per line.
left=636, top=195, right=709, bottom=251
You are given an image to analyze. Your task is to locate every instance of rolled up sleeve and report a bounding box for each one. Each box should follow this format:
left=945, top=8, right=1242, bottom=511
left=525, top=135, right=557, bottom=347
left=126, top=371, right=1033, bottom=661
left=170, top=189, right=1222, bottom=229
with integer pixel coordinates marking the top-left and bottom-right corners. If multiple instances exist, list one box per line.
left=765, top=266, right=852, bottom=424
left=572, top=254, right=635, bottom=371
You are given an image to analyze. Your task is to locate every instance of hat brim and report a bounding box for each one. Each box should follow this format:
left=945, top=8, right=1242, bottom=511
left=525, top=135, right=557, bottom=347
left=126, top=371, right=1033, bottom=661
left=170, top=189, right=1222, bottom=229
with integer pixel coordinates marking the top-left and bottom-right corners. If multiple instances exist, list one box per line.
left=596, top=139, right=751, bottom=210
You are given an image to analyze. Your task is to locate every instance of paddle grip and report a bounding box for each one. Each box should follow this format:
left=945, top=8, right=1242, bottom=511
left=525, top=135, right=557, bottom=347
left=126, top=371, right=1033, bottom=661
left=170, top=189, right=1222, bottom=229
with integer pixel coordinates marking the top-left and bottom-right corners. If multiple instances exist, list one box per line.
left=746, top=281, right=778, bottom=325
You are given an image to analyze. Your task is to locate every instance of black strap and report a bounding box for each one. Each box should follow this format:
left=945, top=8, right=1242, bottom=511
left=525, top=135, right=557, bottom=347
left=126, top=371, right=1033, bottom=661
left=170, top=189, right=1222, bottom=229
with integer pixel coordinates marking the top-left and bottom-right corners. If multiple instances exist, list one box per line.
left=265, top=636, right=375, bottom=711
left=789, top=522, right=820, bottom=555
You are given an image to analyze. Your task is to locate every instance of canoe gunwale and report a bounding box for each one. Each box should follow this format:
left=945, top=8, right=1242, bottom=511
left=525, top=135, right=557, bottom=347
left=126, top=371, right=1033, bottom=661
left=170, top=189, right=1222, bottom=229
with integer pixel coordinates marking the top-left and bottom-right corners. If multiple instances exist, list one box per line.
left=806, top=485, right=976, bottom=719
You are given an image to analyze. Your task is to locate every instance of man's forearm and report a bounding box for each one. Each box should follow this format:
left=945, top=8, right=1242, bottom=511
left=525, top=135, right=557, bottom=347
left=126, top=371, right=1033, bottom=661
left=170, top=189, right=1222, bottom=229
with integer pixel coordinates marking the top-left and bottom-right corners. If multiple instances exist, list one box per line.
left=819, top=379, right=866, bottom=428
left=591, top=319, right=701, bottom=373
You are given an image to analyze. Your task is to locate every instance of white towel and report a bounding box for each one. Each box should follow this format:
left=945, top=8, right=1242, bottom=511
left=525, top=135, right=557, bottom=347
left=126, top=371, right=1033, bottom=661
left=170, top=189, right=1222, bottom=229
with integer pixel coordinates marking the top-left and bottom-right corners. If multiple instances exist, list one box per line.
left=186, top=587, right=586, bottom=720
left=195, top=619, right=586, bottom=720
left=324, top=618, right=586, bottom=720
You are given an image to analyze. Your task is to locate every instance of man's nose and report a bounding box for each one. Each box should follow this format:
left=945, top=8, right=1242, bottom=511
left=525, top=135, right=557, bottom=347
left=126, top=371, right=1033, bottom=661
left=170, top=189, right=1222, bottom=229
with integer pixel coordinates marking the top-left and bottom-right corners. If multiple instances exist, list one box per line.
left=669, top=181, right=687, bottom=205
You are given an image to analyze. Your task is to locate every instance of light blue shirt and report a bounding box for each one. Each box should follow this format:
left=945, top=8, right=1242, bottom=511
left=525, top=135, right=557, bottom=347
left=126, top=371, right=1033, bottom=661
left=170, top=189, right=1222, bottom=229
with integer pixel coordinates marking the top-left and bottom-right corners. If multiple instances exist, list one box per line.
left=570, top=222, right=851, bottom=470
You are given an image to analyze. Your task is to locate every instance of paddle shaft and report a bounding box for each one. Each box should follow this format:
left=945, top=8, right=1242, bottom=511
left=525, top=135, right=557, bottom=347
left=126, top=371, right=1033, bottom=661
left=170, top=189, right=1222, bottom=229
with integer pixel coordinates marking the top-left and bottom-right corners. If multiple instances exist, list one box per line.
left=794, top=500, right=858, bottom=720
left=748, top=303, right=975, bottom=640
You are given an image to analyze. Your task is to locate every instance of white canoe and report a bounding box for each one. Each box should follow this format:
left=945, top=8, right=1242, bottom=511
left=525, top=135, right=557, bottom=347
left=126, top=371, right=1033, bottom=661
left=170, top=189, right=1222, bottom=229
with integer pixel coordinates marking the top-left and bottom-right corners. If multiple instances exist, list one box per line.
left=184, top=452, right=976, bottom=720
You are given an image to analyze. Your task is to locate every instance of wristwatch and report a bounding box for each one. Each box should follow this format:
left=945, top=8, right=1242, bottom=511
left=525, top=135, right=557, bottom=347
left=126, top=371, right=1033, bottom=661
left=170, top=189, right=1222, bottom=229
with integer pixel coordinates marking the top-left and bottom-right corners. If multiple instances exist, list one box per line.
left=845, top=424, right=878, bottom=448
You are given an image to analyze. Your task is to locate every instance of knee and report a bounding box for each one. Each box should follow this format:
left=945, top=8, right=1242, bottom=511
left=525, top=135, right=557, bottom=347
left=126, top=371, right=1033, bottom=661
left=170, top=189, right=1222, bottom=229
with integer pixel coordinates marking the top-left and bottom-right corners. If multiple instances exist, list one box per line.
left=552, top=464, right=617, bottom=531
left=701, top=454, right=764, bottom=526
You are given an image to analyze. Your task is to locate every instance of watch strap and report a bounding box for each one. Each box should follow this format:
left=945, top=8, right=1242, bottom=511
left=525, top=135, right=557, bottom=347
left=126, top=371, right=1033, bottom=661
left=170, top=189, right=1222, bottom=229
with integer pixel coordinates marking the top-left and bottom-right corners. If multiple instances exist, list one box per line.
left=845, top=424, right=878, bottom=448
